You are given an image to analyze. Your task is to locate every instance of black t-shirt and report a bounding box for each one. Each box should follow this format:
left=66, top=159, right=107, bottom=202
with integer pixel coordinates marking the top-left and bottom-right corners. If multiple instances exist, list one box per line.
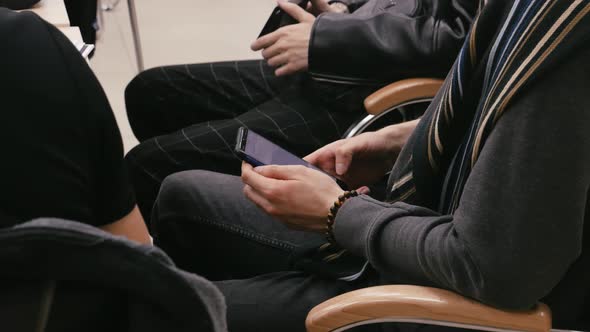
left=0, top=9, right=135, bottom=227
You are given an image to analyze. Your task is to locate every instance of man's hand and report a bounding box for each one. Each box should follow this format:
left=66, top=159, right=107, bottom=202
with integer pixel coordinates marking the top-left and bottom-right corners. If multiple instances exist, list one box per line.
left=241, top=162, right=344, bottom=232
left=305, top=120, right=419, bottom=189
left=251, top=1, right=314, bottom=76
left=306, top=0, right=349, bottom=15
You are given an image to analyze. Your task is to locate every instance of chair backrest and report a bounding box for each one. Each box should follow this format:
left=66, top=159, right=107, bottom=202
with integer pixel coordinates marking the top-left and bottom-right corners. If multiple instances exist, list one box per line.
left=0, top=218, right=227, bottom=332
left=0, top=279, right=128, bottom=332
left=0, top=0, right=40, bottom=10
left=343, top=78, right=443, bottom=138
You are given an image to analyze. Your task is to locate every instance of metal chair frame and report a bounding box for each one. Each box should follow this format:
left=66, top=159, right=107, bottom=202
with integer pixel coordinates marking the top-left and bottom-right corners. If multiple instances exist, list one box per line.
left=98, top=0, right=144, bottom=71
left=343, top=98, right=432, bottom=138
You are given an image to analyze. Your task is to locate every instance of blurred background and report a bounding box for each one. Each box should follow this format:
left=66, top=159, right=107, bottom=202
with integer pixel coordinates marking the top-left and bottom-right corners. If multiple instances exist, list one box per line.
left=91, top=0, right=276, bottom=152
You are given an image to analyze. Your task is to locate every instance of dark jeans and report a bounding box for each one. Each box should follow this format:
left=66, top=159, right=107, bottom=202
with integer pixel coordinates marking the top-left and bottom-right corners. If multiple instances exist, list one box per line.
left=151, top=170, right=469, bottom=332
left=125, top=60, right=380, bottom=222
left=152, top=170, right=370, bottom=331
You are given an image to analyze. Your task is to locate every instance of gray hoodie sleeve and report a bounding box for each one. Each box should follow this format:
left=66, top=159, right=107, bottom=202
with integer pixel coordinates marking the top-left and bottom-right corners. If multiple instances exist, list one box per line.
left=333, top=44, right=590, bottom=310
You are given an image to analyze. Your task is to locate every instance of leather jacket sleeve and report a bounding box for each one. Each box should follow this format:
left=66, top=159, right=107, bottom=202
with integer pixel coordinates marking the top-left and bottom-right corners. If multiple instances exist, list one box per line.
left=308, top=0, right=478, bottom=84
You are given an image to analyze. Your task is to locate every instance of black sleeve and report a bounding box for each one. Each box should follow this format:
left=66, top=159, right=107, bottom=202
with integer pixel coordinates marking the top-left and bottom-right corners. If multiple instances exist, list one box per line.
left=308, top=0, right=477, bottom=83
left=63, top=0, right=98, bottom=44
left=0, top=9, right=135, bottom=227
left=333, top=42, right=590, bottom=309
left=46, top=19, right=136, bottom=225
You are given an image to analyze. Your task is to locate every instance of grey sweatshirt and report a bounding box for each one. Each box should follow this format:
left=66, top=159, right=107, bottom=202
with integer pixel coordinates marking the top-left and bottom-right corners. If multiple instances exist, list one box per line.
left=333, top=32, right=590, bottom=326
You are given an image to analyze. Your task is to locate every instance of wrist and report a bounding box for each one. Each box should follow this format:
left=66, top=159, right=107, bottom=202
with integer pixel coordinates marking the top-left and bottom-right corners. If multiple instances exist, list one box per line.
left=324, top=188, right=345, bottom=216
left=326, top=190, right=358, bottom=243
left=377, top=119, right=419, bottom=152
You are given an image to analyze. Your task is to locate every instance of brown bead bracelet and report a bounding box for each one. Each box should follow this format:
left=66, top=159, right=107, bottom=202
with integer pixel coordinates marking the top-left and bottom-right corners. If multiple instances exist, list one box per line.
left=326, top=190, right=358, bottom=243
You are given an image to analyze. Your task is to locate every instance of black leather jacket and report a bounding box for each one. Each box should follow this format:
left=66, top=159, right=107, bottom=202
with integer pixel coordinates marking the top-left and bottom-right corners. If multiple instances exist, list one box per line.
left=309, top=0, right=478, bottom=84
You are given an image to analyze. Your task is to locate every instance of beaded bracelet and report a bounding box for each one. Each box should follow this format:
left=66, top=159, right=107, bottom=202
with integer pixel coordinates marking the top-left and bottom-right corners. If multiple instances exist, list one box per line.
left=326, top=190, right=358, bottom=244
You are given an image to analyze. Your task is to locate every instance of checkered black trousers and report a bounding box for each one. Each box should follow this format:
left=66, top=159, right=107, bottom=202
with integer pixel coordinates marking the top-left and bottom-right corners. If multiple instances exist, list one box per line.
left=125, top=60, right=381, bottom=221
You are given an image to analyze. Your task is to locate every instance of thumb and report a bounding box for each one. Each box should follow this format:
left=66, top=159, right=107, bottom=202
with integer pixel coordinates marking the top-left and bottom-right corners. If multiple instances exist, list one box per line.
left=356, top=186, right=371, bottom=195
left=278, top=1, right=315, bottom=22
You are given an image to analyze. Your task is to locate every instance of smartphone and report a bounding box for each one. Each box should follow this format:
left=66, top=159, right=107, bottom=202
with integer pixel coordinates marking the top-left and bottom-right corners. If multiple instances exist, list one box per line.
left=236, top=127, right=321, bottom=169
left=258, top=0, right=310, bottom=38
left=235, top=127, right=347, bottom=188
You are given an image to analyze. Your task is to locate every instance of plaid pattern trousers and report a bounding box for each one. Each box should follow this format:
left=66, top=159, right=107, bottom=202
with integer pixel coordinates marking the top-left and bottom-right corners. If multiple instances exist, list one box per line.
left=124, top=60, right=381, bottom=221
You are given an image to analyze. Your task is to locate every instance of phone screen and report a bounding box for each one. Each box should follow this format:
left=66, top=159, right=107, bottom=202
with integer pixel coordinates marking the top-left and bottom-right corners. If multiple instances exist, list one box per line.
left=244, top=130, right=322, bottom=171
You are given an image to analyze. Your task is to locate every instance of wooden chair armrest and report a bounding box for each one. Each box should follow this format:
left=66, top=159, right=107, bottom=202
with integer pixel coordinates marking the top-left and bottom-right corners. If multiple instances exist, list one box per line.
left=364, top=78, right=444, bottom=115
left=306, top=285, right=551, bottom=332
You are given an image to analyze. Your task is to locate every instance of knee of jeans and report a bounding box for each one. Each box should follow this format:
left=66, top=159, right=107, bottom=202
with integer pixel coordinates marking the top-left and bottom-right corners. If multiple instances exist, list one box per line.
left=156, top=171, right=208, bottom=211
left=151, top=171, right=209, bottom=230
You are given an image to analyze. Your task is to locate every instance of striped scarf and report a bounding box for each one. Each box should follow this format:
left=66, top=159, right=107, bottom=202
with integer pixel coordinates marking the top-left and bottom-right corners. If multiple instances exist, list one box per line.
left=297, top=0, right=590, bottom=280
left=389, top=0, right=590, bottom=214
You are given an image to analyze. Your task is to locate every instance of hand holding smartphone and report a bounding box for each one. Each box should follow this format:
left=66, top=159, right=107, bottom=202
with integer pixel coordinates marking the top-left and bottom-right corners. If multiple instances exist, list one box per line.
left=235, top=127, right=348, bottom=189
left=258, top=0, right=310, bottom=38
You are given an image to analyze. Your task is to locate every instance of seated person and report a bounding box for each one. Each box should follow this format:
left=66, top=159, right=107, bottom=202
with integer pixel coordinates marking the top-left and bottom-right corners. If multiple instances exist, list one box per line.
left=124, top=0, right=477, bottom=220
left=0, top=9, right=150, bottom=245
left=0, top=0, right=40, bottom=9
left=64, top=0, right=98, bottom=45
left=152, top=0, right=590, bottom=331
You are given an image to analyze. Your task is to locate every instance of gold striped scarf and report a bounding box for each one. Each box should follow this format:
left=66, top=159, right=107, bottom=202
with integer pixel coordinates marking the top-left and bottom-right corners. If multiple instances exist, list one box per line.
left=389, top=0, right=590, bottom=214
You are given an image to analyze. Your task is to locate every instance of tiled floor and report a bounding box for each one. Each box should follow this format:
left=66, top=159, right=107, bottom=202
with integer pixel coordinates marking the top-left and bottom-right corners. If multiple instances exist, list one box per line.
left=90, top=0, right=275, bottom=152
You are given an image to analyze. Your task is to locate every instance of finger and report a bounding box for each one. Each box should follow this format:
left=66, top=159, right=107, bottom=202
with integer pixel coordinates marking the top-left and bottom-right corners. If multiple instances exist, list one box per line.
left=251, top=30, right=281, bottom=51
left=275, top=63, right=298, bottom=76
left=303, top=148, right=323, bottom=164
left=243, top=184, right=274, bottom=212
left=254, top=164, right=308, bottom=180
left=304, top=148, right=336, bottom=174
left=242, top=163, right=281, bottom=192
left=356, top=186, right=371, bottom=195
left=261, top=42, right=283, bottom=60
left=267, top=53, right=289, bottom=67
left=334, top=142, right=355, bottom=175
left=241, top=161, right=254, bottom=175
left=304, top=140, right=341, bottom=164
left=278, top=1, right=315, bottom=22
left=258, top=164, right=333, bottom=183
left=309, top=0, right=331, bottom=12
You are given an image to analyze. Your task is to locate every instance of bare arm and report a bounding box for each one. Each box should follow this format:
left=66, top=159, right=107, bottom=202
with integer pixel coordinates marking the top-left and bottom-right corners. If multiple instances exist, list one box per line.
left=100, top=205, right=152, bottom=245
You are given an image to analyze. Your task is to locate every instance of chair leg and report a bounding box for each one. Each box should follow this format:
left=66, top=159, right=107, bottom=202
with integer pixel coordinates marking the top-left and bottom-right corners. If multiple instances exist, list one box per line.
left=96, top=0, right=104, bottom=41
left=127, top=0, right=144, bottom=72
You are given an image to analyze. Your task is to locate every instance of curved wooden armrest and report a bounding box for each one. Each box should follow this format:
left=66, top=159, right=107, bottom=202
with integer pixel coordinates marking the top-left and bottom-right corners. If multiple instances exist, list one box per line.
left=306, top=285, right=551, bottom=332
left=364, top=78, right=444, bottom=115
